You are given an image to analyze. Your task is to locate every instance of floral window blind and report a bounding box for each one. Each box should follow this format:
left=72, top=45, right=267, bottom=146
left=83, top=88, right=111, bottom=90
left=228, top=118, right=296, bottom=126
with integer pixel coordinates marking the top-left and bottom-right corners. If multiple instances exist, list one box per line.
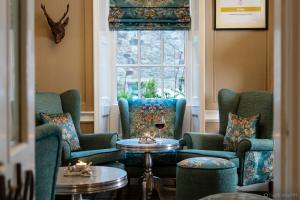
left=108, top=0, right=191, bottom=30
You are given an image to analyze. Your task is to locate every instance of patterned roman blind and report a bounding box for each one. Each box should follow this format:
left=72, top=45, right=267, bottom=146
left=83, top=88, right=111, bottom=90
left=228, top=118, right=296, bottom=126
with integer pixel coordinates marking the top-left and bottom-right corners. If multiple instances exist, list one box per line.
left=108, top=0, right=191, bottom=30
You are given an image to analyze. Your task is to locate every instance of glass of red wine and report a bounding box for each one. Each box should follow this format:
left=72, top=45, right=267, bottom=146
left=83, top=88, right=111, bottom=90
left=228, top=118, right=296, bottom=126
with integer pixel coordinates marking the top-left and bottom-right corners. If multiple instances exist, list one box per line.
left=155, top=116, right=165, bottom=138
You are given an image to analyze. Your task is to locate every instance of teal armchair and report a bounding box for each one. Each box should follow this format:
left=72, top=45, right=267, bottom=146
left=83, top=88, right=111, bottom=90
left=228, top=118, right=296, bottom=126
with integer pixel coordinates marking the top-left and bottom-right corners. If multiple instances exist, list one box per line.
left=179, top=89, right=274, bottom=186
left=118, top=98, right=186, bottom=178
left=36, top=90, right=124, bottom=166
left=35, top=124, right=62, bottom=200
left=118, top=98, right=186, bottom=139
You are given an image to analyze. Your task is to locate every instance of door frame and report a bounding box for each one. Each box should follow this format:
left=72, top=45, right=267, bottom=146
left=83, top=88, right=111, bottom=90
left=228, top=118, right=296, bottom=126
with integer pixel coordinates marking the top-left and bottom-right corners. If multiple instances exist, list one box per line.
left=274, top=0, right=300, bottom=197
left=0, top=0, right=35, bottom=187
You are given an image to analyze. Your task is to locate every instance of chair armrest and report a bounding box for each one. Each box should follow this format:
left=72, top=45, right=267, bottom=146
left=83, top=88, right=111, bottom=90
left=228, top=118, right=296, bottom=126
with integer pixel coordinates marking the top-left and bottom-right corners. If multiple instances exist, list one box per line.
left=178, top=138, right=186, bottom=149
left=79, top=133, right=118, bottom=150
left=182, top=132, right=224, bottom=150
left=174, top=99, right=186, bottom=139
left=61, top=140, right=71, bottom=165
left=237, top=138, right=273, bottom=156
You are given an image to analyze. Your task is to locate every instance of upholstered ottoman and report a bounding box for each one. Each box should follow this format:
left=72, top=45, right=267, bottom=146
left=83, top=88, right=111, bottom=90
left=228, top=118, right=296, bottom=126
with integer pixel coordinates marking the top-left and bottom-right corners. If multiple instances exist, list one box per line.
left=176, top=157, right=237, bottom=200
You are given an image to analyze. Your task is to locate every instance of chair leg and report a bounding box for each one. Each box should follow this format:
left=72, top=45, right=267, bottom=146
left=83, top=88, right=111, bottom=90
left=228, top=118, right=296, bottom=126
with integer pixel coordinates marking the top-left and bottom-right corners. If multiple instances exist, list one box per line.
left=128, top=176, right=131, bottom=186
left=268, top=181, right=273, bottom=196
left=116, top=189, right=122, bottom=200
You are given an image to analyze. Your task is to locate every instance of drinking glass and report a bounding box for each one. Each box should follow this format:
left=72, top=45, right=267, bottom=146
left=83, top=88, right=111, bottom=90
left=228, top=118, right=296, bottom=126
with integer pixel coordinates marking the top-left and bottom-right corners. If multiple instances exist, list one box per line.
left=155, top=116, right=165, bottom=138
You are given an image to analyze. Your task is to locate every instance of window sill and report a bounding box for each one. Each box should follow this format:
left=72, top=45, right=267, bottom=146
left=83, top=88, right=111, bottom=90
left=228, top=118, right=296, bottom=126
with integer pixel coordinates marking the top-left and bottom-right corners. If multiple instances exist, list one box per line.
left=80, top=108, right=220, bottom=123
left=80, top=111, right=94, bottom=122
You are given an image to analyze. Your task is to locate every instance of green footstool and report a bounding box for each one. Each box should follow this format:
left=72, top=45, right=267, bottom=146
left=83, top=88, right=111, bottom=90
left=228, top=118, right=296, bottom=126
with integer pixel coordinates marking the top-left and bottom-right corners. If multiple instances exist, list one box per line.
left=176, top=157, right=237, bottom=200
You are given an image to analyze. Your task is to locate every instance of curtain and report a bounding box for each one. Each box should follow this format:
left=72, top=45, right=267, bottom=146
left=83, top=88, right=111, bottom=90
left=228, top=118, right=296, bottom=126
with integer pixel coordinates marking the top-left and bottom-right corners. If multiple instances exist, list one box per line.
left=108, top=0, right=191, bottom=30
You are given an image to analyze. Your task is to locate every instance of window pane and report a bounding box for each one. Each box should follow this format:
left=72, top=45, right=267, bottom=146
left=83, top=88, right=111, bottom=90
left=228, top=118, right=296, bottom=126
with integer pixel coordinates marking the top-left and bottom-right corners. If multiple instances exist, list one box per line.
left=175, top=67, right=185, bottom=98
left=116, top=31, right=138, bottom=64
left=117, top=67, right=138, bottom=99
left=115, top=31, right=186, bottom=100
left=141, top=67, right=162, bottom=98
left=163, top=67, right=185, bottom=98
left=164, top=31, right=185, bottom=65
left=141, top=31, right=161, bottom=64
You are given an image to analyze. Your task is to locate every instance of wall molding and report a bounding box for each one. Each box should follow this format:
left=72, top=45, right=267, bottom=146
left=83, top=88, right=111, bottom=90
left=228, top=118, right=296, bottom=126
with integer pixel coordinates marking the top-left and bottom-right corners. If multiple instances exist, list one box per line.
left=83, top=0, right=94, bottom=111
left=80, top=111, right=94, bottom=122
left=205, top=110, right=219, bottom=123
left=205, top=0, right=274, bottom=110
left=81, top=109, right=219, bottom=124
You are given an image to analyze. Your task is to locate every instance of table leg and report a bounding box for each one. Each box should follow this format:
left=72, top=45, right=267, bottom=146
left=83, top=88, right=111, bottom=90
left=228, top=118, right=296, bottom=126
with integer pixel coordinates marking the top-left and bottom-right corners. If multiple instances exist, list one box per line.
left=71, top=194, right=82, bottom=200
left=141, top=152, right=166, bottom=200
left=142, top=152, right=153, bottom=200
left=153, top=176, right=165, bottom=200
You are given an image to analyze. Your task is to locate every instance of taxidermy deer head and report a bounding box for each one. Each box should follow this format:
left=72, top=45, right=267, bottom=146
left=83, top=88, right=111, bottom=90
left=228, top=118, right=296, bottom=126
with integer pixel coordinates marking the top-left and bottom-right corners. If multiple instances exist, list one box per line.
left=41, top=3, right=69, bottom=44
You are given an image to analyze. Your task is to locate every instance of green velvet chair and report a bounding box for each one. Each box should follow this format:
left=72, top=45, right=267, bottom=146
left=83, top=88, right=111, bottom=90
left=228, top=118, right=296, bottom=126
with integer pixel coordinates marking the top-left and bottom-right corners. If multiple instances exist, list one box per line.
left=118, top=98, right=186, bottom=139
left=179, top=89, right=274, bottom=186
left=35, top=124, right=62, bottom=200
left=36, top=90, right=124, bottom=166
left=118, top=98, right=186, bottom=178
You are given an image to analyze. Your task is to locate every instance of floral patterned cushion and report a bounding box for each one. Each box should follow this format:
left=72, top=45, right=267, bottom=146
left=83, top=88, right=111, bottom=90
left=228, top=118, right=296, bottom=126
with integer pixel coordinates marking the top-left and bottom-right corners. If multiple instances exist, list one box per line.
left=40, top=113, right=81, bottom=151
left=128, top=99, right=176, bottom=138
left=177, top=157, right=235, bottom=169
left=243, top=151, right=274, bottom=185
left=224, top=113, right=260, bottom=151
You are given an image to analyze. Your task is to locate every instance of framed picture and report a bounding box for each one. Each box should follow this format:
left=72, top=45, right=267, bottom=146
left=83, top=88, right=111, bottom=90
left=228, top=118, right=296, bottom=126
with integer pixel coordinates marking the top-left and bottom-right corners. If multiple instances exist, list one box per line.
left=215, top=0, right=268, bottom=30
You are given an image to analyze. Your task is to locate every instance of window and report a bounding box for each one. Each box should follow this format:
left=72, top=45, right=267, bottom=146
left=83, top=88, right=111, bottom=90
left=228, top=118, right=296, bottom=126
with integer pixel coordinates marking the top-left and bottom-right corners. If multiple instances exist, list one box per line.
left=116, top=31, right=186, bottom=99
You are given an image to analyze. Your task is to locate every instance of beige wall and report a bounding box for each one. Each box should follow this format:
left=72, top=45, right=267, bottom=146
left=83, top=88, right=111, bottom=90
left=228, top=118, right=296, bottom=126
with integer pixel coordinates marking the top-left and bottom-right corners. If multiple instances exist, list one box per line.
left=35, top=0, right=93, bottom=111
left=205, top=0, right=274, bottom=110
left=35, top=0, right=274, bottom=113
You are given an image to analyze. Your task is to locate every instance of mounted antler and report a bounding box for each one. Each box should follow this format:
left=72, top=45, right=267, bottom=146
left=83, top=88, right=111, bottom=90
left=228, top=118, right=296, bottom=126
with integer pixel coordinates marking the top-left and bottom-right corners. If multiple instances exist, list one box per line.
left=41, top=3, right=69, bottom=44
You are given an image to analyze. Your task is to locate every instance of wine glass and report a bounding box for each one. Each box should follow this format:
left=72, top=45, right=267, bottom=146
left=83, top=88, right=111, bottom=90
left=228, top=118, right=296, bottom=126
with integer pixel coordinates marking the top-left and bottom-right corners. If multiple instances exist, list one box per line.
left=155, top=116, right=165, bottom=138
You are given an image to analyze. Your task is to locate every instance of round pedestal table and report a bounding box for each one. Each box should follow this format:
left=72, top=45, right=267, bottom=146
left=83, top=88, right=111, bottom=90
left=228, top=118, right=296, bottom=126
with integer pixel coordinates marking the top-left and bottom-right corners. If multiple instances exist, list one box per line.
left=56, top=166, right=128, bottom=200
left=116, top=138, right=179, bottom=200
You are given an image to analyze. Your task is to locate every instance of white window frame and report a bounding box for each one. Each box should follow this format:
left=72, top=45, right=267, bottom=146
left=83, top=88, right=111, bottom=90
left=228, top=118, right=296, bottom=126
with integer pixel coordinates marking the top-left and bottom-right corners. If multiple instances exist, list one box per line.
left=114, top=30, right=189, bottom=100
left=93, top=0, right=205, bottom=133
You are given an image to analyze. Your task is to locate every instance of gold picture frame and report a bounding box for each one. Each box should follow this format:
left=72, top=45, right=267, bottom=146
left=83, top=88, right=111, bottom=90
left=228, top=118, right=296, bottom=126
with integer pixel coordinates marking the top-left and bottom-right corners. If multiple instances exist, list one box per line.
left=215, top=0, right=268, bottom=30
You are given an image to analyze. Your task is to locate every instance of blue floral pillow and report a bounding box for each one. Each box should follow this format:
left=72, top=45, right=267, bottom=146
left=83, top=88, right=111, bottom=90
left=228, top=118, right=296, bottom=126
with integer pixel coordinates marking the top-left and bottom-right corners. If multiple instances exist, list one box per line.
left=224, top=113, right=260, bottom=151
left=128, top=99, right=176, bottom=138
left=40, top=113, right=81, bottom=151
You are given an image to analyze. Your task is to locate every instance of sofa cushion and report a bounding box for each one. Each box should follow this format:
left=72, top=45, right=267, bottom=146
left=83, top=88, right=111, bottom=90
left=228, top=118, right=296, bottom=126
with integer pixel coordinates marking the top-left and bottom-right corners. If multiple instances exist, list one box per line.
left=128, top=99, right=177, bottom=138
left=123, top=150, right=177, bottom=166
left=177, top=157, right=235, bottom=170
left=177, top=157, right=235, bottom=169
left=224, top=113, right=260, bottom=151
left=70, top=148, right=125, bottom=165
left=41, top=113, right=81, bottom=151
left=177, top=149, right=239, bottom=168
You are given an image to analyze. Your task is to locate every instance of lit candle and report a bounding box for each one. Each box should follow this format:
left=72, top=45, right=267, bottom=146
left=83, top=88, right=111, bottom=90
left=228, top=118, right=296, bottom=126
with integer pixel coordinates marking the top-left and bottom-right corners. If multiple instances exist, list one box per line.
left=76, top=160, right=87, bottom=171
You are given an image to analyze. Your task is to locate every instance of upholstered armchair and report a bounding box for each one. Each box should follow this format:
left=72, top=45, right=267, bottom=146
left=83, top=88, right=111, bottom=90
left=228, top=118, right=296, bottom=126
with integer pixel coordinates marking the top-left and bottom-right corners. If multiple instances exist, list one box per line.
left=118, top=98, right=186, bottom=139
left=36, top=90, right=124, bottom=166
left=118, top=98, right=186, bottom=178
left=179, top=89, right=273, bottom=186
left=36, top=124, right=62, bottom=200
